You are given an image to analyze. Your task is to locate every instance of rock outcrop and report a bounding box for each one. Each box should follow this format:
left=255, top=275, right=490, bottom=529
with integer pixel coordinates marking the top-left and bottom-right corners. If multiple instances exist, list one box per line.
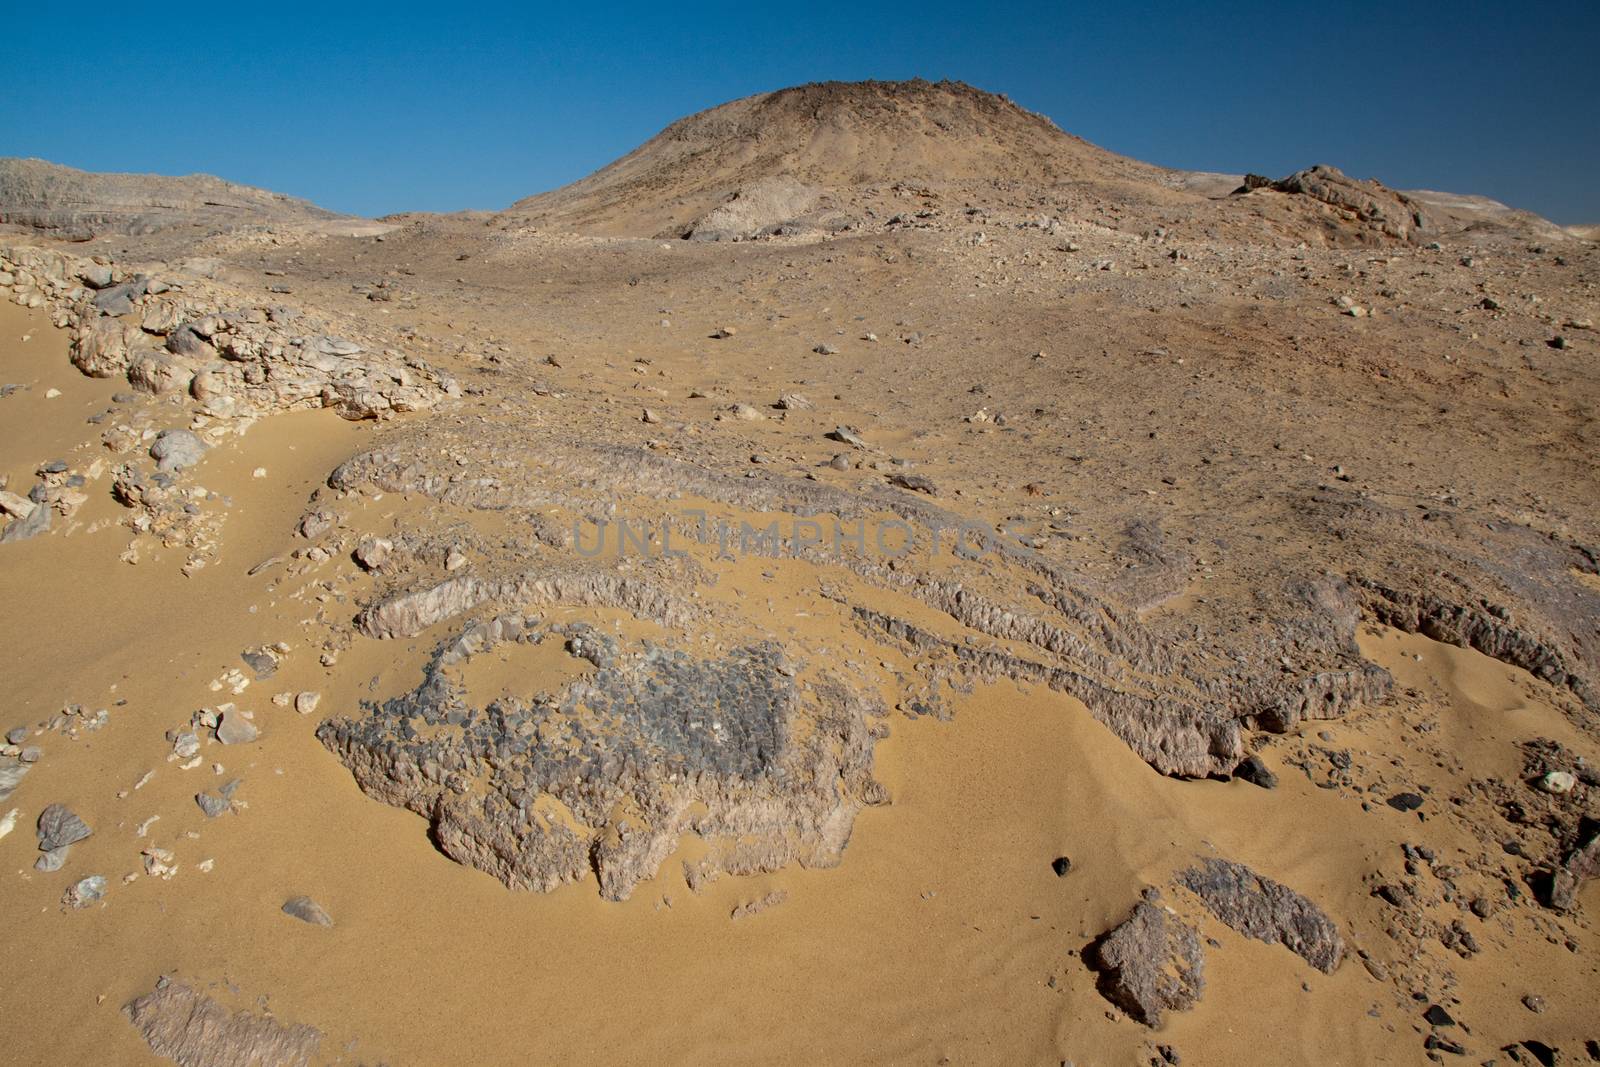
left=1238, top=165, right=1433, bottom=242
left=1089, top=890, right=1206, bottom=1026
left=1178, top=858, right=1346, bottom=973
left=0, top=157, right=347, bottom=239
left=123, top=977, right=322, bottom=1067
left=317, top=620, right=888, bottom=900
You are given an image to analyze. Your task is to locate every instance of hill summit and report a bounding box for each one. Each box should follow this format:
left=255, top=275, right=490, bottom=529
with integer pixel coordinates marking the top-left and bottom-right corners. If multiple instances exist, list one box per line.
left=506, top=78, right=1165, bottom=238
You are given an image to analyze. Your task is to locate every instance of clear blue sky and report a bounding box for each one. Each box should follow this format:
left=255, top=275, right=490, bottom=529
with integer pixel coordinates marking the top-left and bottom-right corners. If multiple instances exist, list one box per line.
left=4, top=1, right=1597, bottom=222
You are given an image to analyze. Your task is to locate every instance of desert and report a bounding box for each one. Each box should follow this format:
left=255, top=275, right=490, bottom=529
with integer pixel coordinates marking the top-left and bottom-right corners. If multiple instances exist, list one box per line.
left=1, top=64, right=1597, bottom=1067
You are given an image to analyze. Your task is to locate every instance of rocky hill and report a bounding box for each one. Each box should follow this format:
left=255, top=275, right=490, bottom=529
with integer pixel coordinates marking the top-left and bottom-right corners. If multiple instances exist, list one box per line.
left=505, top=78, right=1177, bottom=239
left=0, top=157, right=353, bottom=239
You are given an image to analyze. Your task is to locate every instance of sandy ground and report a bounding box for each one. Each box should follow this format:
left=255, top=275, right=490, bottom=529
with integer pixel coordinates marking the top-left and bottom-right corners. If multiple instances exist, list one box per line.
left=2, top=300, right=1596, bottom=1066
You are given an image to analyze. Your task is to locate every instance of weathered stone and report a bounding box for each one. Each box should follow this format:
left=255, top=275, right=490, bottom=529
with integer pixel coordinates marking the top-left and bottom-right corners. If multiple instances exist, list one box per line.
left=62, top=875, right=107, bottom=908
left=318, top=624, right=886, bottom=901
left=150, top=429, right=207, bottom=472
left=281, top=896, right=334, bottom=927
left=37, top=802, right=91, bottom=851
left=1090, top=890, right=1205, bottom=1026
left=215, top=709, right=258, bottom=745
left=124, top=976, right=323, bottom=1067
left=1177, top=857, right=1345, bottom=973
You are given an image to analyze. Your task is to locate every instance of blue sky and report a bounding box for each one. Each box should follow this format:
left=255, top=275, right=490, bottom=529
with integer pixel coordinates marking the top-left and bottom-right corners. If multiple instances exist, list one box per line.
left=3, top=1, right=1596, bottom=222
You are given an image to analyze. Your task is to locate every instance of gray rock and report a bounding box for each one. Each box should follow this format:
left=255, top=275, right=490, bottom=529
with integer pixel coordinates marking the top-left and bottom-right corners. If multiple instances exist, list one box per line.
left=37, top=802, right=91, bottom=851
left=92, top=274, right=148, bottom=316
left=5, top=726, right=26, bottom=745
left=195, top=791, right=230, bottom=818
left=149, top=429, right=207, bottom=473
left=826, top=426, right=868, bottom=448
left=0, top=500, right=51, bottom=543
left=240, top=649, right=277, bottom=678
left=63, top=875, right=107, bottom=908
left=1091, top=890, right=1205, bottom=1026
left=1546, top=825, right=1600, bottom=911
left=215, top=709, right=258, bottom=746
left=0, top=761, right=29, bottom=802
left=1177, top=857, right=1345, bottom=973
left=282, top=895, right=334, bottom=927
left=888, top=472, right=937, bottom=495
left=35, top=846, right=69, bottom=872
left=312, top=335, right=363, bottom=356
left=18, top=746, right=40, bottom=763
left=124, top=977, right=323, bottom=1066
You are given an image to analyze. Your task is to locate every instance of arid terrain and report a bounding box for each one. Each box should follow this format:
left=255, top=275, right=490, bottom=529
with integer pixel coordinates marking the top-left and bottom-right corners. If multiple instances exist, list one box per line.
left=1, top=79, right=1597, bottom=1066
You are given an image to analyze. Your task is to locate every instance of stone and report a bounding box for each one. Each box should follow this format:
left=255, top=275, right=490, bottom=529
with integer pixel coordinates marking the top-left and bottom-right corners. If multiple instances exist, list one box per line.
left=294, top=691, right=321, bottom=715
left=813, top=342, right=838, bottom=355
left=1232, top=754, right=1279, bottom=789
left=1537, top=770, right=1576, bottom=794
left=730, top=403, right=763, bottom=421
left=1052, top=856, right=1073, bottom=877
left=1545, top=824, right=1600, bottom=911
left=0, top=762, right=30, bottom=802
left=777, top=393, right=812, bottom=410
left=354, top=537, right=393, bottom=570
left=826, top=426, right=868, bottom=448
left=35, top=846, right=68, bottom=872
left=1177, top=857, right=1345, bottom=973
left=149, top=429, right=207, bottom=472
left=1423, top=1004, right=1455, bottom=1027
left=170, top=730, right=200, bottom=759
left=282, top=895, right=334, bottom=927
left=37, top=802, right=91, bottom=851
left=888, top=472, right=937, bottom=495
left=1089, top=890, right=1205, bottom=1026
left=1386, top=792, right=1425, bottom=812
left=62, top=875, right=107, bottom=908
left=195, top=791, right=230, bottom=818
left=5, top=726, right=27, bottom=745
left=125, top=977, right=323, bottom=1066
left=92, top=273, right=149, bottom=316
left=0, top=490, right=35, bottom=520
left=215, top=709, right=258, bottom=745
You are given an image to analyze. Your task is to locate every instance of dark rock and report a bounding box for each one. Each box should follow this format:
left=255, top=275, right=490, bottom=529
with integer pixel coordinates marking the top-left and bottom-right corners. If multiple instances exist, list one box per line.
left=1177, top=857, right=1345, bottom=973
left=92, top=273, right=148, bottom=316
left=1052, top=856, right=1073, bottom=877
left=1424, top=1004, right=1455, bottom=1027
left=37, top=802, right=91, bottom=851
left=1233, top=754, right=1278, bottom=789
left=1387, top=792, right=1425, bottom=812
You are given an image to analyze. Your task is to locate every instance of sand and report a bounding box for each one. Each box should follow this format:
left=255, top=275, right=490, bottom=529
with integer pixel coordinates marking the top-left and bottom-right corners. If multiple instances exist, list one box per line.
left=1, top=302, right=1595, bottom=1065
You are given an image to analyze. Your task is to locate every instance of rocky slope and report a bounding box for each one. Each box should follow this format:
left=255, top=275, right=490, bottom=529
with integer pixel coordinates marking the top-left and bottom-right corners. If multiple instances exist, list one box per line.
left=0, top=157, right=363, bottom=240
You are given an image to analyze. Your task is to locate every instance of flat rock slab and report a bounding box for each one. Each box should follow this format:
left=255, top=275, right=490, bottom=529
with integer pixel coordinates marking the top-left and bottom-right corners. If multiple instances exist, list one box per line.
left=1178, top=857, right=1346, bottom=973
left=124, top=976, right=322, bottom=1067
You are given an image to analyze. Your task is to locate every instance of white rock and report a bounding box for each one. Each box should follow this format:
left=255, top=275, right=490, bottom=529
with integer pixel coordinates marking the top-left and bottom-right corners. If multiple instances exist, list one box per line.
left=1539, top=770, right=1577, bottom=794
